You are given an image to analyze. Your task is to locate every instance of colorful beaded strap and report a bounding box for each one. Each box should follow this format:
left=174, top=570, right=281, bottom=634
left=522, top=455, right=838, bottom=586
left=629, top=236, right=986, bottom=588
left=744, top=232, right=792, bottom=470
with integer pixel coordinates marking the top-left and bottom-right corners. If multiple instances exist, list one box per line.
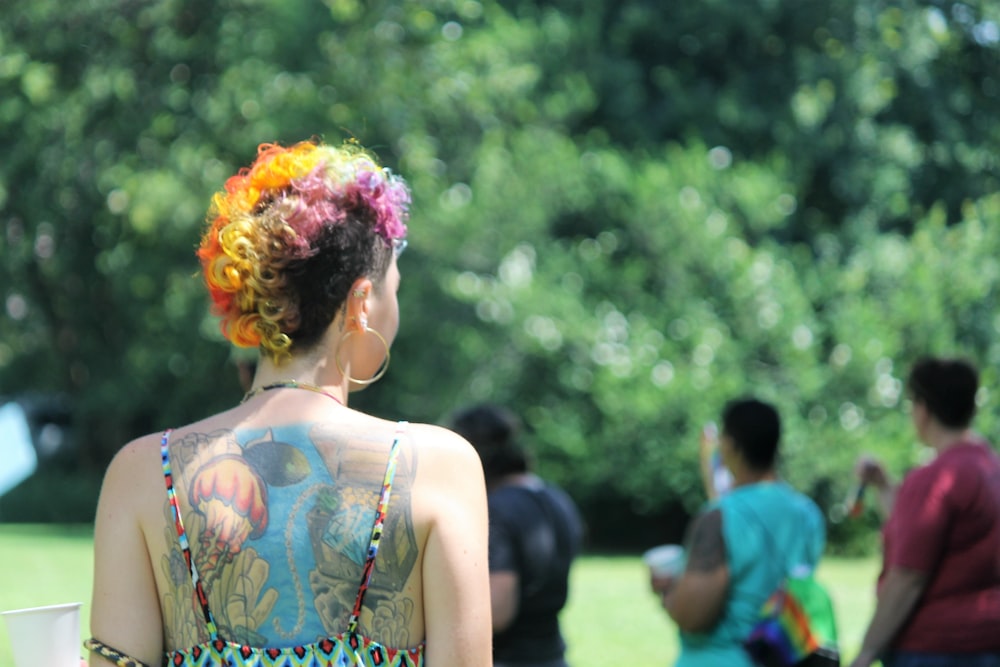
left=348, top=423, right=406, bottom=633
left=161, top=428, right=222, bottom=639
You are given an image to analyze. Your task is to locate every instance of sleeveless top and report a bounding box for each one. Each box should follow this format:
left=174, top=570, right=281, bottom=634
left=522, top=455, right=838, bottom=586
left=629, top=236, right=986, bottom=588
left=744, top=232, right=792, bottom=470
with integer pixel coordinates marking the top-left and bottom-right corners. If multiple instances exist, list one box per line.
left=675, top=481, right=825, bottom=667
left=158, top=424, right=425, bottom=667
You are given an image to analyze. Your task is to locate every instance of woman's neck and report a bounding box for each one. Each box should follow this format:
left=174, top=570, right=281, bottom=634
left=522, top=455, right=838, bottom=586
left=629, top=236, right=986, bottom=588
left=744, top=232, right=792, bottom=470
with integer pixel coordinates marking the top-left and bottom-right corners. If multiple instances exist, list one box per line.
left=249, top=350, right=349, bottom=405
left=923, top=426, right=972, bottom=453
left=730, top=466, right=778, bottom=489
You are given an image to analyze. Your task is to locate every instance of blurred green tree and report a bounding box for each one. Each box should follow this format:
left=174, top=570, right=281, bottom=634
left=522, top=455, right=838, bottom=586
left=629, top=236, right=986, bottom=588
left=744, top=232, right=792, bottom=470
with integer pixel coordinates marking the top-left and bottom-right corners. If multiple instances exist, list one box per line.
left=1, top=0, right=998, bottom=551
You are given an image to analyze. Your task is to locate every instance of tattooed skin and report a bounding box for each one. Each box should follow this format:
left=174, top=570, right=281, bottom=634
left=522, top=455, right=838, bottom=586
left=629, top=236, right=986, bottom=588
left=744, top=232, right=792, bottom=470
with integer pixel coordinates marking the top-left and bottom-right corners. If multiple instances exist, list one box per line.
left=159, top=423, right=419, bottom=649
left=684, top=508, right=727, bottom=572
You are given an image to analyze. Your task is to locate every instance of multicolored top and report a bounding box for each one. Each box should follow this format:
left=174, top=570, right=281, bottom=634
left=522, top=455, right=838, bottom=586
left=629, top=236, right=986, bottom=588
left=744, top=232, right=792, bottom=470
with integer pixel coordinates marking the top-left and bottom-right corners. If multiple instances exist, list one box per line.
left=86, top=423, right=424, bottom=667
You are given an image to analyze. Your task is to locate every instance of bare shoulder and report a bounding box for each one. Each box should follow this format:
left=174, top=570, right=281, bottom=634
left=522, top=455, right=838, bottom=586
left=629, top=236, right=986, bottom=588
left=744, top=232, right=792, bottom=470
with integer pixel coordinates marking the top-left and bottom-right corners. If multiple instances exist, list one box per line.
left=103, top=432, right=167, bottom=489
left=93, top=433, right=169, bottom=526
left=406, top=423, right=481, bottom=469
left=405, top=422, right=484, bottom=496
left=407, top=422, right=475, bottom=452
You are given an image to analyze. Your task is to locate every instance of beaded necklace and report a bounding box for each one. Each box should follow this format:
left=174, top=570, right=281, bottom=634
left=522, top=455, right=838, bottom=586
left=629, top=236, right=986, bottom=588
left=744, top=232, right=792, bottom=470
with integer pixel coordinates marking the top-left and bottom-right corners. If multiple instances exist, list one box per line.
left=240, top=380, right=345, bottom=405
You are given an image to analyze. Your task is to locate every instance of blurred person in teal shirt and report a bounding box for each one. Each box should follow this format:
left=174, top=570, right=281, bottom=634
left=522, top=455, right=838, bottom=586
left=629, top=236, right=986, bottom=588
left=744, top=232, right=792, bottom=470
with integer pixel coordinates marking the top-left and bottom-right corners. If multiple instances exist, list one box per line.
left=652, top=398, right=826, bottom=667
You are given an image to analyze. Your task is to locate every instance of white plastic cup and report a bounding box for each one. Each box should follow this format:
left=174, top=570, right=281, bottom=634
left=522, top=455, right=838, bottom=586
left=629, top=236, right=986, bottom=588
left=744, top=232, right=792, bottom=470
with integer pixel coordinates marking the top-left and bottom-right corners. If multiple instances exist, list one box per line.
left=642, top=544, right=686, bottom=578
left=2, top=602, right=82, bottom=667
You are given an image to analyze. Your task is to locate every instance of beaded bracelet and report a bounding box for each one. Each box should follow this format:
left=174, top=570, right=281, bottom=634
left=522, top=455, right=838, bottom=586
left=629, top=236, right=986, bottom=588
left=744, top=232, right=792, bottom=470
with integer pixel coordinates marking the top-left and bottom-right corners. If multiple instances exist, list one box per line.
left=84, top=638, right=152, bottom=667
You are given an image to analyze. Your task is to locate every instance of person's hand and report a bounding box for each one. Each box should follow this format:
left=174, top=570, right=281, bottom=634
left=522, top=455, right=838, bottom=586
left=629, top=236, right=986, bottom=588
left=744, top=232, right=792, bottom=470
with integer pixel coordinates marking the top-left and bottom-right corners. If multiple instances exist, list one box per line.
left=650, top=572, right=674, bottom=593
left=650, top=571, right=677, bottom=609
left=698, top=423, right=718, bottom=462
left=855, top=455, right=890, bottom=490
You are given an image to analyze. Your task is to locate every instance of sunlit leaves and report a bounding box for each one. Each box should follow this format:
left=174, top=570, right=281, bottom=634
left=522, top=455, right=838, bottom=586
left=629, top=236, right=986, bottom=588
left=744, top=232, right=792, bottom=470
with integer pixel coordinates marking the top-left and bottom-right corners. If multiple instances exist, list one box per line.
left=1, top=0, right=999, bottom=551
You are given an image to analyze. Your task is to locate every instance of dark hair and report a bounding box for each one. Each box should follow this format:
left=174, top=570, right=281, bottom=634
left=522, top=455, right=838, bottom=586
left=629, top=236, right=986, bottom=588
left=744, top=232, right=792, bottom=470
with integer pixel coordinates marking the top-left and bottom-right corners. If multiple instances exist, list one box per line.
left=450, top=404, right=530, bottom=482
left=721, top=398, right=781, bottom=471
left=288, top=216, right=392, bottom=350
left=907, top=357, right=979, bottom=428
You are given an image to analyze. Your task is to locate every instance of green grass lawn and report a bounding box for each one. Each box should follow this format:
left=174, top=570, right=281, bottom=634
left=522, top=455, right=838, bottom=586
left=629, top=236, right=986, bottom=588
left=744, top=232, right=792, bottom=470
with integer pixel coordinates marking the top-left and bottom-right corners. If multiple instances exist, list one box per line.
left=0, top=524, right=95, bottom=666
left=0, top=525, right=879, bottom=667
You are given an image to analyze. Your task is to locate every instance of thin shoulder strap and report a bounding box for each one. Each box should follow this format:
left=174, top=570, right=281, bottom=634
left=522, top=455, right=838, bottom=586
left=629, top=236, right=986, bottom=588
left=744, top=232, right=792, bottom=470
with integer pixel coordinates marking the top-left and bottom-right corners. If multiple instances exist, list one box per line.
left=346, top=421, right=408, bottom=635
left=160, top=429, right=221, bottom=640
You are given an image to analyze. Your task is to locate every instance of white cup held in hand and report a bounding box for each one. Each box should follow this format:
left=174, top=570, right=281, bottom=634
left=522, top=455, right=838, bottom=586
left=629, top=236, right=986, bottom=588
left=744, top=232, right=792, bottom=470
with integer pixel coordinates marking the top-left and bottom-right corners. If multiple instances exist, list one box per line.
left=2, top=602, right=82, bottom=667
left=643, top=544, right=686, bottom=578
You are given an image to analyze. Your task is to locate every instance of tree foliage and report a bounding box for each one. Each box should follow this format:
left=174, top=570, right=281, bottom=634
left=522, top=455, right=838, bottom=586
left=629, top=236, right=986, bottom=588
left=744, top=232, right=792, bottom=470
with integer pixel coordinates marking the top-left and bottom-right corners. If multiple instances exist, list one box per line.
left=2, top=0, right=999, bottom=550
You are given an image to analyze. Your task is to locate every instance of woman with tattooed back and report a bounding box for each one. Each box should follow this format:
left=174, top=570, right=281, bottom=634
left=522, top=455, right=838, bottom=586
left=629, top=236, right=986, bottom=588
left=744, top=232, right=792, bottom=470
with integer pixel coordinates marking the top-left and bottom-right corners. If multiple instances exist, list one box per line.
left=652, top=398, right=826, bottom=667
left=86, top=140, right=491, bottom=667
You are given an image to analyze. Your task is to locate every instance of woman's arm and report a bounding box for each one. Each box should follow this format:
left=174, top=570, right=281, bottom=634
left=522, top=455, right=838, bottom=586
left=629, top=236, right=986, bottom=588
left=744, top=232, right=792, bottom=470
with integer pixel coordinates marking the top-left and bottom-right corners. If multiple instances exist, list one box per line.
left=420, top=427, right=492, bottom=666
left=848, top=567, right=927, bottom=667
left=88, top=439, right=164, bottom=667
left=663, top=508, right=729, bottom=633
left=489, top=571, right=519, bottom=632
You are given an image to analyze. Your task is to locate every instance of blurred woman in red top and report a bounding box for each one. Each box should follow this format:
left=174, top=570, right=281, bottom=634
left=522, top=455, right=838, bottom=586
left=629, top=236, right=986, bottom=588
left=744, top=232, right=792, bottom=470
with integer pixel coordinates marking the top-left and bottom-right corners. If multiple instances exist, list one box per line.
left=850, top=357, right=1000, bottom=667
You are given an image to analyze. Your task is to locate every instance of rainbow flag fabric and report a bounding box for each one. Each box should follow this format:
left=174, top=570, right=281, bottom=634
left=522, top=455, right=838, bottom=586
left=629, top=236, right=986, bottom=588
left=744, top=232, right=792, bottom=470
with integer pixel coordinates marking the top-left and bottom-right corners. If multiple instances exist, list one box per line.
left=743, top=573, right=840, bottom=667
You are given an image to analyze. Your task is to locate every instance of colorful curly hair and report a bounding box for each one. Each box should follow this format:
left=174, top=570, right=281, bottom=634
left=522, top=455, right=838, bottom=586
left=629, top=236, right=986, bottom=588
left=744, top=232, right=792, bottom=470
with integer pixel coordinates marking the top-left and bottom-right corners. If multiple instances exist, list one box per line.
left=197, top=140, right=410, bottom=361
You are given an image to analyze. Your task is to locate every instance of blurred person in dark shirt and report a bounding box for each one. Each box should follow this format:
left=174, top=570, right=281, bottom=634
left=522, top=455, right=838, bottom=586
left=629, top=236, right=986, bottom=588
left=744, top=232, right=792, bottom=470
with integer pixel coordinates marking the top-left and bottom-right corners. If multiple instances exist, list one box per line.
left=451, top=404, right=585, bottom=667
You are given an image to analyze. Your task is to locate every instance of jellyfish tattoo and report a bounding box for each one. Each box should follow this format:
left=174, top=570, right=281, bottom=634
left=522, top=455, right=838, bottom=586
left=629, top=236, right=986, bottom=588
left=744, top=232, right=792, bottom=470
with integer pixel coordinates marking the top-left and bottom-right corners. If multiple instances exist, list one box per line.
left=188, top=430, right=311, bottom=581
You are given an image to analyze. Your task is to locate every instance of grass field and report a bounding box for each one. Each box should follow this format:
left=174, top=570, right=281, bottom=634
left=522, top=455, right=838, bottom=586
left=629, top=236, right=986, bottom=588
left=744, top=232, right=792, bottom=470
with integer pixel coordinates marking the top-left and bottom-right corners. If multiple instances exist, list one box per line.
left=0, top=525, right=95, bottom=666
left=0, top=525, right=879, bottom=666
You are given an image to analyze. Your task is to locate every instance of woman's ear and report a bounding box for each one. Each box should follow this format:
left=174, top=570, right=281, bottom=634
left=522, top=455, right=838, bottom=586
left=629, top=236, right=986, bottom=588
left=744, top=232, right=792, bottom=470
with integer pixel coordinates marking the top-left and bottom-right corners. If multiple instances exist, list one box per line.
left=344, top=277, right=373, bottom=331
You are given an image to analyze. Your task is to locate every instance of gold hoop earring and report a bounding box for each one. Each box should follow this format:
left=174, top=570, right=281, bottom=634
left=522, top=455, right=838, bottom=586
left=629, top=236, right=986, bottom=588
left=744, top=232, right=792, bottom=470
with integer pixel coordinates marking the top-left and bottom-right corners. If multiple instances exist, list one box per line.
left=335, top=325, right=391, bottom=385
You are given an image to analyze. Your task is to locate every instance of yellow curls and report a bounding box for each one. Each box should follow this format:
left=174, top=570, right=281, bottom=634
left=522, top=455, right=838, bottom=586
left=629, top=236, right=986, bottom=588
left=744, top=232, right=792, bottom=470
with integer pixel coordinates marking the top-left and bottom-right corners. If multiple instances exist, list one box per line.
left=223, top=265, right=242, bottom=290
left=255, top=319, right=292, bottom=360
left=228, top=313, right=263, bottom=349
left=200, top=145, right=322, bottom=360
left=203, top=222, right=300, bottom=361
left=250, top=142, right=322, bottom=191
